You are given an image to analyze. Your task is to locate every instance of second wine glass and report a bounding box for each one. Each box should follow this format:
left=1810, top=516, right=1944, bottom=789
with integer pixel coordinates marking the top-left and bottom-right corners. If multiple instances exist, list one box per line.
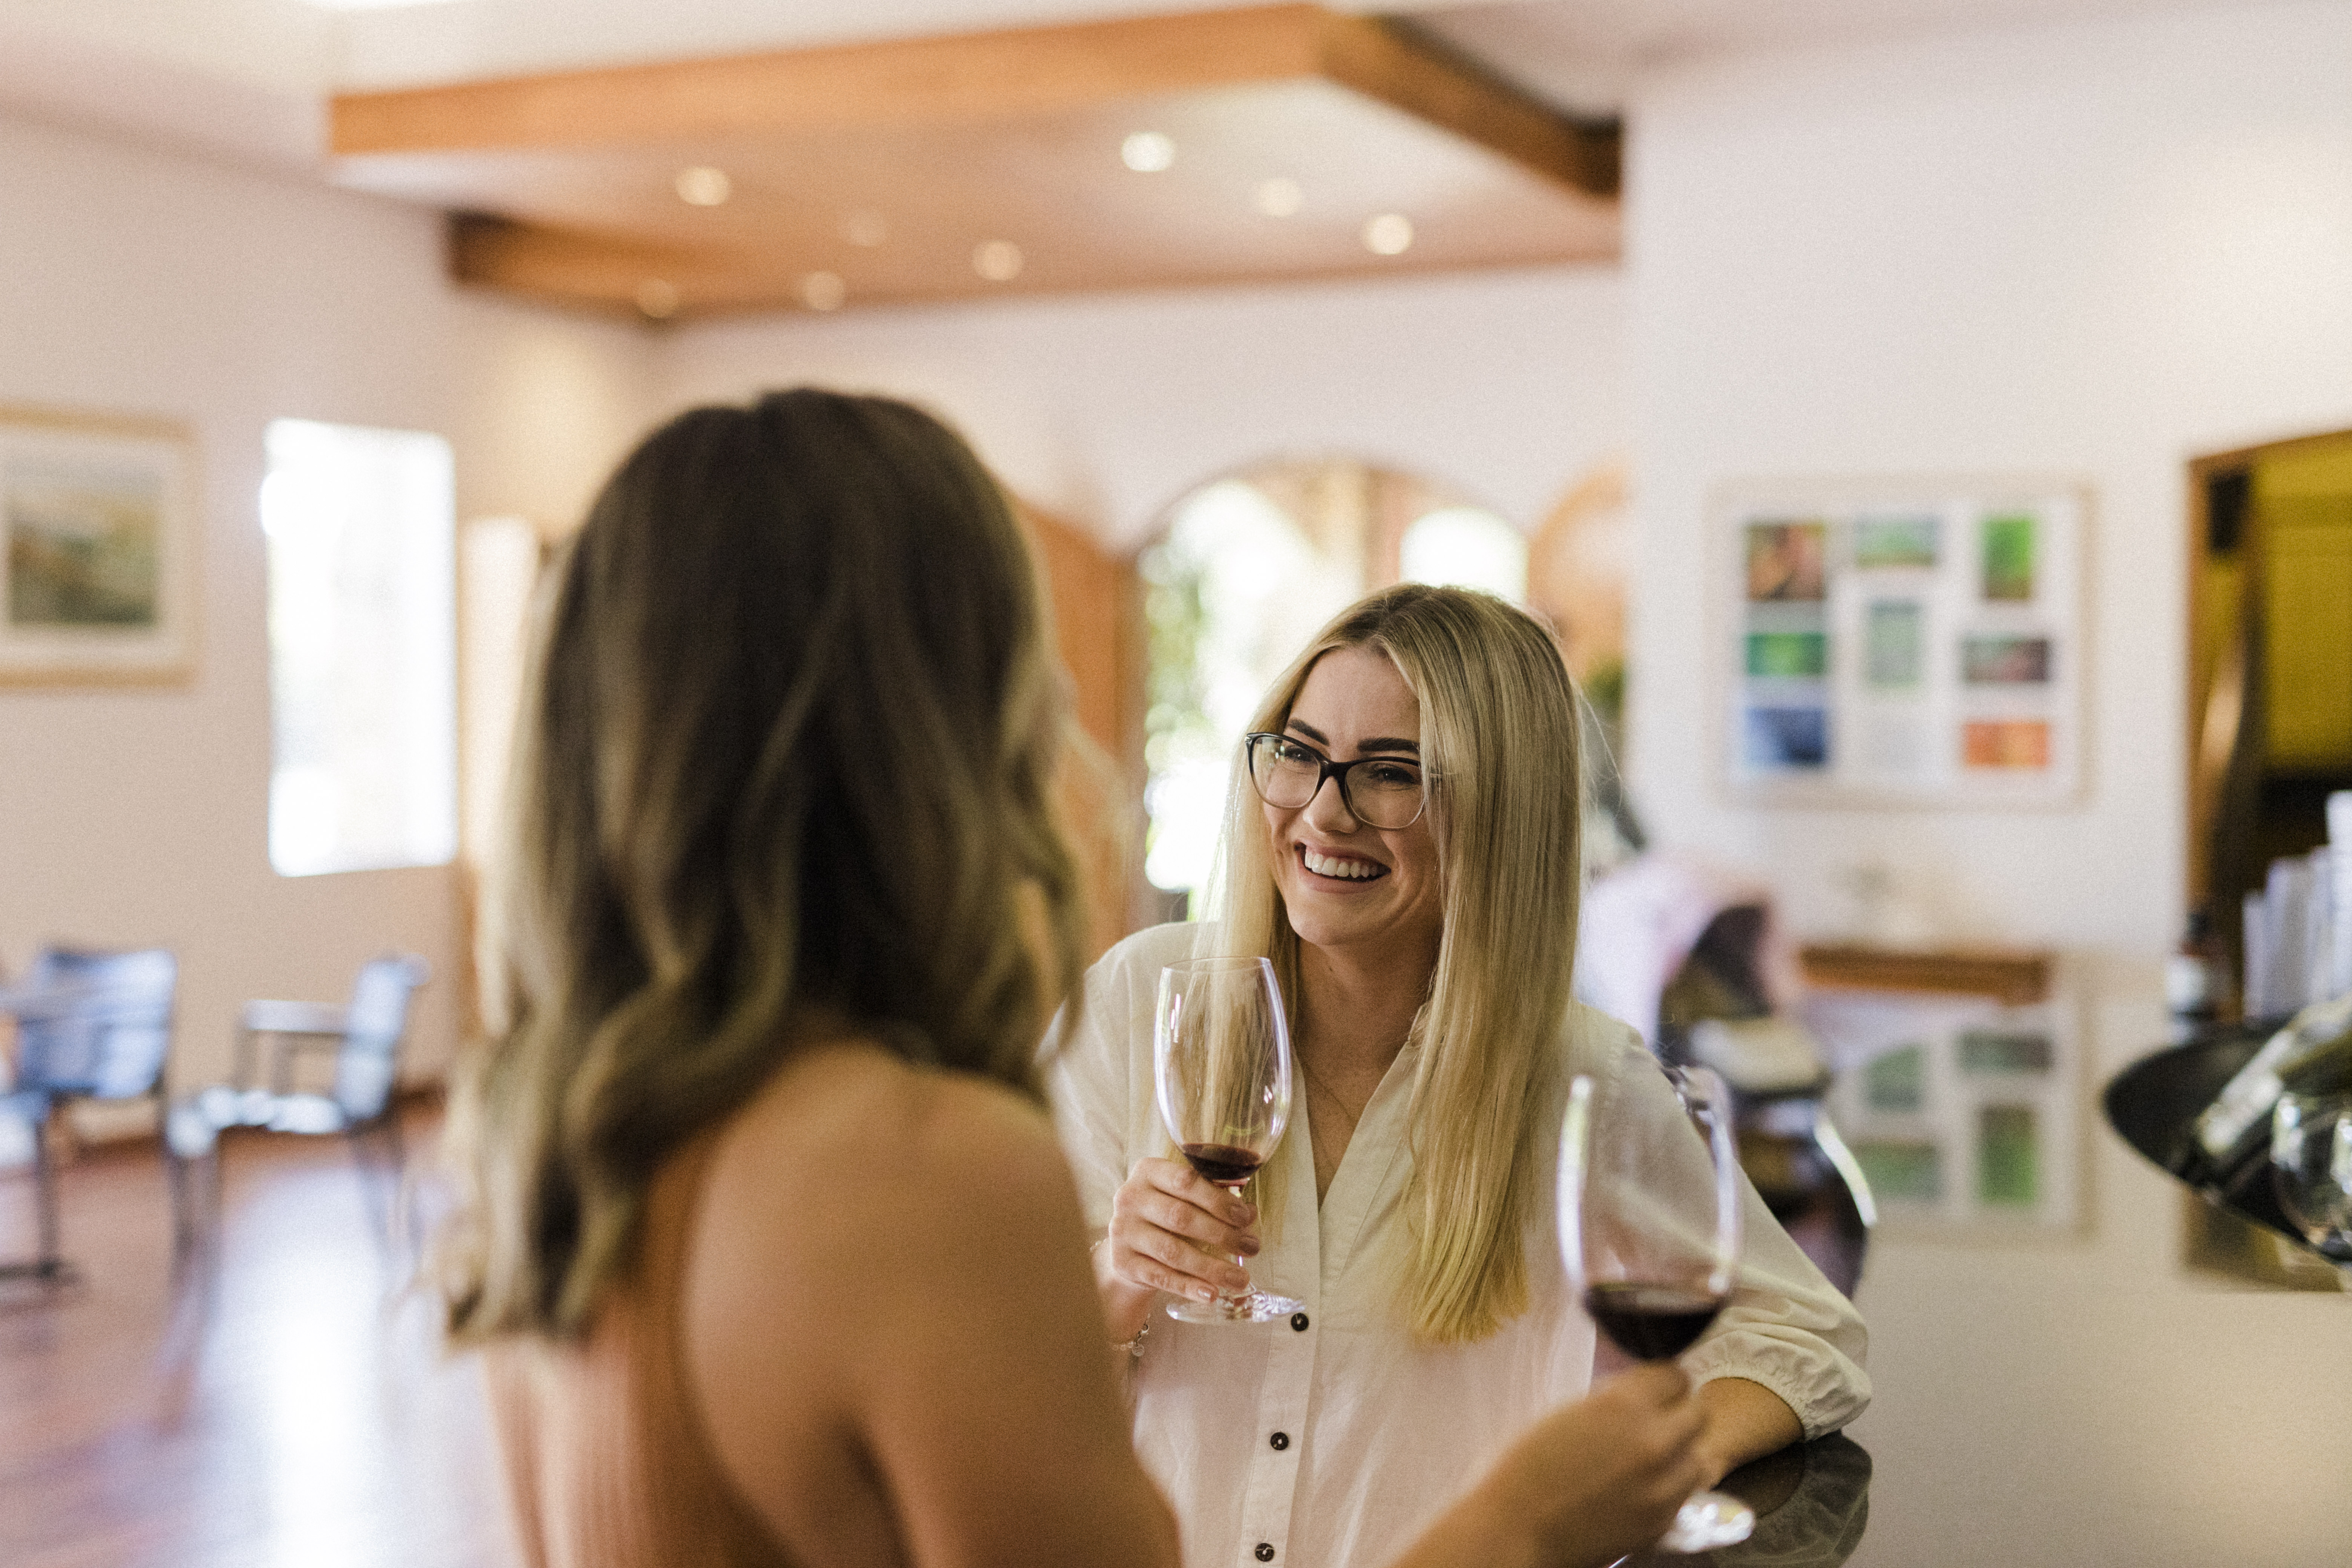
left=1560, top=1061, right=1755, bottom=1553
left=1154, top=956, right=1306, bottom=1325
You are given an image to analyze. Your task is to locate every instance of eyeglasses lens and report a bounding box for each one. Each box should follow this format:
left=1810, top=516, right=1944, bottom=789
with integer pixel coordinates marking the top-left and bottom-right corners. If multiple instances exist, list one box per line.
left=1252, top=744, right=1321, bottom=809
left=1248, top=738, right=1424, bottom=830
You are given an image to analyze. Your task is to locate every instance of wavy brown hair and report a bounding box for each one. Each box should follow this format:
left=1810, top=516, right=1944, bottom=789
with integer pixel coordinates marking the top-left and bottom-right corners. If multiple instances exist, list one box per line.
left=1211, top=584, right=1582, bottom=1344
left=441, top=389, right=1085, bottom=1342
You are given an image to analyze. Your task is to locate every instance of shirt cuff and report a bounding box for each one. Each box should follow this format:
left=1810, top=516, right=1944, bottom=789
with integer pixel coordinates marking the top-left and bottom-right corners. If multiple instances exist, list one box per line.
left=1683, top=1334, right=1872, bottom=1441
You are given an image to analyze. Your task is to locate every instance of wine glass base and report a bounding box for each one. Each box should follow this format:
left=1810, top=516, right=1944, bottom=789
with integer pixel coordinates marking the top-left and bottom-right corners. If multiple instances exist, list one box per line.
left=1655, top=1490, right=1755, bottom=1553
left=1165, top=1289, right=1307, bottom=1325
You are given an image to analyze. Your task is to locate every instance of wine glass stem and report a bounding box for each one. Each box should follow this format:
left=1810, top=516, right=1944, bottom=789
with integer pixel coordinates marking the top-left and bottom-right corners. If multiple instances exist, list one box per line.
left=1211, top=1182, right=1251, bottom=1308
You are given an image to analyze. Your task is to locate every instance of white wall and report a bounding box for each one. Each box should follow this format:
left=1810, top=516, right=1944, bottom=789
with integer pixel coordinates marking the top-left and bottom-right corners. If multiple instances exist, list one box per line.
left=0, top=110, right=654, bottom=1098
left=651, top=266, right=1628, bottom=548
left=1627, top=5, right=2352, bottom=1562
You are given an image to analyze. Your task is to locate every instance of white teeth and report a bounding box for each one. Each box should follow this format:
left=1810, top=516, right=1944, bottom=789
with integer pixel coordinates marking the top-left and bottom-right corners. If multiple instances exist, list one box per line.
left=1303, top=848, right=1381, bottom=880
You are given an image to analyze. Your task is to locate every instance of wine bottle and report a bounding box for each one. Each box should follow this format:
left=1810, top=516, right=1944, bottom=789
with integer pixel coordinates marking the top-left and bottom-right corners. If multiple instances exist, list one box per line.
left=2181, top=992, right=2352, bottom=1194
left=2164, top=912, right=2225, bottom=1045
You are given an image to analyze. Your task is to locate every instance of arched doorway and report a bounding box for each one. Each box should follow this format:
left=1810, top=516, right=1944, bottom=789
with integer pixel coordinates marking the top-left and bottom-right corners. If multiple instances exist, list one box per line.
left=1138, top=457, right=1525, bottom=914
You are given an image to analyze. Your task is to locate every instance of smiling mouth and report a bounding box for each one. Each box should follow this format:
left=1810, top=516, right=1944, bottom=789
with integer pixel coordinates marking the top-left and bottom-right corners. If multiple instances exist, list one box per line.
left=1299, top=845, right=1387, bottom=882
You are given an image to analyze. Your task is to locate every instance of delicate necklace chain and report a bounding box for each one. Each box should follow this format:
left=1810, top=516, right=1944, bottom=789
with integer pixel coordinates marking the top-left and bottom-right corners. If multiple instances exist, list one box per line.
left=1300, top=1051, right=1364, bottom=1149
left=1300, top=1057, right=1352, bottom=1188
left=1298, top=996, right=1419, bottom=1173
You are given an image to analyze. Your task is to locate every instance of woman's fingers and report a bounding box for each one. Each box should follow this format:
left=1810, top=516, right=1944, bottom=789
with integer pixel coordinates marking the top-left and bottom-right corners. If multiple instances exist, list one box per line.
left=1113, top=1208, right=1255, bottom=1297
left=1466, top=1364, right=1713, bottom=1568
left=1392, top=1365, right=1713, bottom=1568
left=1135, top=1182, right=1260, bottom=1256
left=1107, top=1158, right=1259, bottom=1297
left=1116, top=1243, right=1226, bottom=1302
left=1125, top=1158, right=1259, bottom=1250
left=1593, top=1364, right=1710, bottom=1507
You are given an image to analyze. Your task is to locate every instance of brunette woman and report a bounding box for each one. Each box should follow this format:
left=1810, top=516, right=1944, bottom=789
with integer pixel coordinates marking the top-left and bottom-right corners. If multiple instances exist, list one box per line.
left=441, top=395, right=1712, bottom=1568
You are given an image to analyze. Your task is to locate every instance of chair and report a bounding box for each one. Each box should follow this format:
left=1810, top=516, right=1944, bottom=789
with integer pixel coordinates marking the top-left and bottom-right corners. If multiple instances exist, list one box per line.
left=0, top=946, right=183, bottom=1281
left=194, top=956, right=430, bottom=1242
left=1581, top=854, right=1875, bottom=1296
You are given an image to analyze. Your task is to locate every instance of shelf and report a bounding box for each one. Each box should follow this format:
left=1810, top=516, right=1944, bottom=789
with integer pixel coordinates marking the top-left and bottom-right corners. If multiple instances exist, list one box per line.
left=1798, top=945, right=2051, bottom=1005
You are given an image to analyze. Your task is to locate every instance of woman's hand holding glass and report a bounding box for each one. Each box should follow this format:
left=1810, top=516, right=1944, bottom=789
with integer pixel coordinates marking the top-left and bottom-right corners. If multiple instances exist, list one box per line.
left=1099, top=1158, right=1265, bottom=1325
left=1395, top=1361, right=1710, bottom=1568
left=1561, top=1063, right=1756, bottom=1554
left=1142, top=955, right=1306, bottom=1324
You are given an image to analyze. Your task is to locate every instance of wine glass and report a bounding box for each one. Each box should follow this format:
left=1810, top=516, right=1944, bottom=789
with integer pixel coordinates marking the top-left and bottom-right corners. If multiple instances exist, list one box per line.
left=1154, top=957, right=1306, bottom=1325
left=2271, top=1090, right=2352, bottom=1277
left=1560, top=1062, right=1755, bottom=1553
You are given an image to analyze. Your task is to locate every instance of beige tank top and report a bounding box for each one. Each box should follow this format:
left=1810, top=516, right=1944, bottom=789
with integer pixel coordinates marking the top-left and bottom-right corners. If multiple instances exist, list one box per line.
left=479, top=1140, right=796, bottom=1568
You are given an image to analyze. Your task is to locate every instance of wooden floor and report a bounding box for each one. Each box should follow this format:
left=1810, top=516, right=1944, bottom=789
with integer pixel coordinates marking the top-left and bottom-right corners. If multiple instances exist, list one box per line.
left=0, top=1111, right=518, bottom=1568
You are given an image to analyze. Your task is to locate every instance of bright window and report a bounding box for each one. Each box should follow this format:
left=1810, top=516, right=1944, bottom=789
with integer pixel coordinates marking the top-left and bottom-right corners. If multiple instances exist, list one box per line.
left=1400, top=505, right=1528, bottom=602
left=261, top=419, right=457, bottom=877
left=1141, top=476, right=1364, bottom=900
left=1139, top=461, right=1528, bottom=909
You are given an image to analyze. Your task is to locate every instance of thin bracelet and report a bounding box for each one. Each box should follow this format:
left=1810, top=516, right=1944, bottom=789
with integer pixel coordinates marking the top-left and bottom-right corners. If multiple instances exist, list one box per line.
left=1092, top=1239, right=1151, bottom=1358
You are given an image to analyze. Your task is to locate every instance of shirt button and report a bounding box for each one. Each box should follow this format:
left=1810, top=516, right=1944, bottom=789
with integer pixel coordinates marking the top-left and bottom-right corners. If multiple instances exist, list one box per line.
left=1255, top=1546, right=1276, bottom=1562
left=1290, top=1312, right=1309, bottom=1332
left=1269, top=1431, right=1289, bottom=1451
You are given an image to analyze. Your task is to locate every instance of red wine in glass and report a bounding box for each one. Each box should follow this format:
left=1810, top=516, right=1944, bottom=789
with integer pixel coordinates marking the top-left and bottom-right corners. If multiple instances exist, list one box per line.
left=1561, top=1063, right=1755, bottom=1552
left=1181, top=1143, right=1268, bottom=1187
left=1582, top=1283, right=1729, bottom=1362
left=1155, top=957, right=1305, bottom=1325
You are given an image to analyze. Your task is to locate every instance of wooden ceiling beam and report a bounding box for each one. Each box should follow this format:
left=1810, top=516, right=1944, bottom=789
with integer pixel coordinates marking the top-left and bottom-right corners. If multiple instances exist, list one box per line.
left=336, top=6, right=1335, bottom=153
left=1320, top=18, right=1616, bottom=199
left=446, top=214, right=703, bottom=319
left=334, top=4, right=1615, bottom=199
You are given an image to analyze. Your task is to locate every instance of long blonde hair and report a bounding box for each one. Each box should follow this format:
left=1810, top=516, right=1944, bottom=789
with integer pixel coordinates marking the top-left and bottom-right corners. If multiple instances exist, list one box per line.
left=1210, top=584, right=1582, bottom=1344
left=441, top=389, right=1086, bottom=1343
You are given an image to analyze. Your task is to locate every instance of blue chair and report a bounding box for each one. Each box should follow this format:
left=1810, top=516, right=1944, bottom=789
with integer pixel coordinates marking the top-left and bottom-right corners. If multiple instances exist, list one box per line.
left=193, top=955, right=430, bottom=1245
left=0, top=946, right=184, bottom=1281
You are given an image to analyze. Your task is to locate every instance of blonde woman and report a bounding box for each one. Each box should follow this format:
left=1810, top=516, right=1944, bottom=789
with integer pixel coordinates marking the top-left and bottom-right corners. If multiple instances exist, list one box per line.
left=440, top=394, right=1714, bottom=1568
left=1057, top=583, right=1870, bottom=1568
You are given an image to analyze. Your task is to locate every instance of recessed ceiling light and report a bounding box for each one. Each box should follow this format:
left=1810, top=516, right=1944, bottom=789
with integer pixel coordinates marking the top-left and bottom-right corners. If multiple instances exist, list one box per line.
left=1363, top=213, right=1414, bottom=256
left=1255, top=178, right=1303, bottom=218
left=1121, top=131, right=1176, bottom=173
left=801, top=272, right=847, bottom=312
left=675, top=166, right=732, bottom=207
left=635, top=279, right=681, bottom=319
left=842, top=210, right=889, bottom=248
left=974, top=240, right=1024, bottom=283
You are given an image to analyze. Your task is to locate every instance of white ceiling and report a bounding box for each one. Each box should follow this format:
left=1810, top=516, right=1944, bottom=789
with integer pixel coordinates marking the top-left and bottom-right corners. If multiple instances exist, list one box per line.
left=0, top=0, right=2291, bottom=169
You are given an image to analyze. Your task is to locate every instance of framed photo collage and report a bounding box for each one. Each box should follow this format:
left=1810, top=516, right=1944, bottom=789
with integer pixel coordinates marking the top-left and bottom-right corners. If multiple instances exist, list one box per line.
left=1717, top=479, right=2086, bottom=807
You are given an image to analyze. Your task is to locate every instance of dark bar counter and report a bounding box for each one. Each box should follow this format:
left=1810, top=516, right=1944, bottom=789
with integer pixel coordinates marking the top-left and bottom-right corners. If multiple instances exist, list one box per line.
left=1623, top=1434, right=1871, bottom=1567
left=2102, top=1017, right=2324, bottom=1252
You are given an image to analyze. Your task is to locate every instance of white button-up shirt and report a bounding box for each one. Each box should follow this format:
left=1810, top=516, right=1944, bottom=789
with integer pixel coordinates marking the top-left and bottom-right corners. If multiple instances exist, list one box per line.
left=1049, top=924, right=1870, bottom=1568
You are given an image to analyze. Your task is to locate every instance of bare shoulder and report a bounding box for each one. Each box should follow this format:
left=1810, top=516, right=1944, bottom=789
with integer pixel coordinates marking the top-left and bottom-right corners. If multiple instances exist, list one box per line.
left=691, top=1040, right=1081, bottom=1331
left=706, top=1042, right=1067, bottom=1233
left=683, top=1038, right=1177, bottom=1568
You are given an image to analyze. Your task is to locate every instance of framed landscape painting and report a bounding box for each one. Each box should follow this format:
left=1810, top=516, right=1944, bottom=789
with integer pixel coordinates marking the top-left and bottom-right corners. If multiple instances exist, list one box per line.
left=0, top=406, right=197, bottom=683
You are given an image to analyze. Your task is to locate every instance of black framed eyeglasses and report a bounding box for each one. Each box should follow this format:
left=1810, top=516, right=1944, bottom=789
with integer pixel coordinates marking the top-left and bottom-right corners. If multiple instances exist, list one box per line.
left=1242, top=732, right=1430, bottom=830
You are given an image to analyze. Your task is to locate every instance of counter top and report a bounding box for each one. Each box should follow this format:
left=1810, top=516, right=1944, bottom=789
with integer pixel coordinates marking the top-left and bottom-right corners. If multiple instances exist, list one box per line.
left=1624, top=1435, right=1871, bottom=1567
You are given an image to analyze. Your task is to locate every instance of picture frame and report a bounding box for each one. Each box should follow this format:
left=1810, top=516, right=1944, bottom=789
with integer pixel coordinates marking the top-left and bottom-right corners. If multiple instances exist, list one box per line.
left=0, top=404, right=199, bottom=684
left=1802, top=952, right=2090, bottom=1243
left=1711, top=475, right=2090, bottom=808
